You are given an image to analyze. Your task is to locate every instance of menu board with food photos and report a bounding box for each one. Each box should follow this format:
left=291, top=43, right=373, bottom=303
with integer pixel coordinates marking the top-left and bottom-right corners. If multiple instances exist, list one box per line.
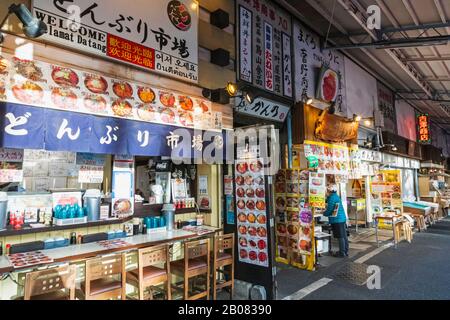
left=308, top=172, right=326, bottom=209
left=370, top=169, right=403, bottom=216
left=235, top=158, right=268, bottom=267
left=304, top=140, right=350, bottom=176
left=0, top=53, right=215, bottom=130
left=275, top=169, right=315, bottom=269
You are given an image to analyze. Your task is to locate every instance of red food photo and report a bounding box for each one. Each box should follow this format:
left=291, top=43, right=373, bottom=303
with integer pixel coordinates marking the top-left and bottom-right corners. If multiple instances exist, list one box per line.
left=236, top=187, right=245, bottom=198
left=249, top=251, right=257, bottom=261
left=113, top=81, right=133, bottom=99
left=255, top=188, right=265, bottom=198
left=237, top=200, right=245, bottom=210
left=258, top=240, right=267, bottom=250
left=258, top=252, right=267, bottom=262
left=239, top=249, right=248, bottom=259
left=235, top=176, right=244, bottom=186
left=321, top=69, right=337, bottom=102
left=236, top=162, right=248, bottom=174
left=246, top=188, right=255, bottom=198
left=52, top=67, right=79, bottom=87
left=246, top=200, right=255, bottom=210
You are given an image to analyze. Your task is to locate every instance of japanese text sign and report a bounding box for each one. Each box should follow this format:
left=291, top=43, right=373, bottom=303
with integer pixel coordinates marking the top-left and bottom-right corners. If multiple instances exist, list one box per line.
left=237, top=0, right=292, bottom=98
left=234, top=95, right=290, bottom=123
left=32, top=0, right=199, bottom=83
left=417, top=113, right=431, bottom=144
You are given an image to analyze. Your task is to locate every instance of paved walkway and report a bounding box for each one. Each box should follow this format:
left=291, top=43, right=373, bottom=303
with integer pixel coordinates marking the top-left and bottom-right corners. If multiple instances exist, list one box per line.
left=276, top=217, right=450, bottom=300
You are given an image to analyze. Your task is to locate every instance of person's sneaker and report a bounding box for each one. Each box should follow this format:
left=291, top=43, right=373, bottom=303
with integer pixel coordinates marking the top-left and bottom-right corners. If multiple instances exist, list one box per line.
left=330, top=251, right=346, bottom=258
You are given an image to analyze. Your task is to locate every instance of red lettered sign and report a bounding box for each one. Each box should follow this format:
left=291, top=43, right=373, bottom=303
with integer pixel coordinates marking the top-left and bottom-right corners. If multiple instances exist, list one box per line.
left=107, top=34, right=155, bottom=70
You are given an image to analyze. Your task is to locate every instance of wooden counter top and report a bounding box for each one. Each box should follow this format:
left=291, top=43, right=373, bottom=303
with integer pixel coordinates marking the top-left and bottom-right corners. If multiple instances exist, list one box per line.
left=0, top=225, right=220, bottom=275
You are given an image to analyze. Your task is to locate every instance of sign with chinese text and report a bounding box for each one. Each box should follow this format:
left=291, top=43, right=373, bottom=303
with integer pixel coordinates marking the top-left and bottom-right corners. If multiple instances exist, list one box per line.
left=377, top=82, right=396, bottom=133
left=234, top=95, right=290, bottom=123
left=417, top=113, right=431, bottom=144
left=32, top=0, right=199, bottom=83
left=78, top=165, right=104, bottom=183
left=237, top=0, right=292, bottom=98
left=293, top=21, right=346, bottom=115
left=304, top=140, right=350, bottom=176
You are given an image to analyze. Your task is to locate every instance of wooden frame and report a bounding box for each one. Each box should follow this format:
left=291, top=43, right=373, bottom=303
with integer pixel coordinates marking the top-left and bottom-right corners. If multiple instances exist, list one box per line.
left=24, top=265, right=76, bottom=300
left=212, top=233, right=235, bottom=300
left=171, top=238, right=210, bottom=300
left=82, top=254, right=126, bottom=300
left=126, top=244, right=171, bottom=300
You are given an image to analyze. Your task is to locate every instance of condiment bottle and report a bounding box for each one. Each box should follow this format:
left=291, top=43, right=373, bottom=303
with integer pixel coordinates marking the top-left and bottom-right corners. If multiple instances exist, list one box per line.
left=70, top=232, right=77, bottom=245
left=142, top=224, right=147, bottom=234
left=5, top=244, right=10, bottom=255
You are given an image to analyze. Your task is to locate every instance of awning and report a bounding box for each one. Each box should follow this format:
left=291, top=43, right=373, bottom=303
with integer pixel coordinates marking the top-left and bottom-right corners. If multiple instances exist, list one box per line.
left=0, top=102, right=228, bottom=161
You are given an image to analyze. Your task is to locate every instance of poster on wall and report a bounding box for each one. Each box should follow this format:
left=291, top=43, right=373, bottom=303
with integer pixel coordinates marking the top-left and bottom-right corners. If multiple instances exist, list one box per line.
left=235, top=158, right=269, bottom=267
left=370, top=169, right=403, bottom=221
left=237, top=0, right=292, bottom=98
left=304, top=140, right=350, bottom=176
left=32, top=0, right=199, bottom=83
left=112, top=157, right=134, bottom=217
left=377, top=82, right=396, bottom=133
left=293, top=21, right=346, bottom=115
left=0, top=52, right=214, bottom=131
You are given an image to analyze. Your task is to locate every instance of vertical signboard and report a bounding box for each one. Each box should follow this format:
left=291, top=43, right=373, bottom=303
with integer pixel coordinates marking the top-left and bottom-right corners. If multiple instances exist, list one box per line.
left=417, top=113, right=431, bottom=144
left=237, top=0, right=293, bottom=99
left=293, top=21, right=346, bottom=115
left=377, top=82, right=396, bottom=133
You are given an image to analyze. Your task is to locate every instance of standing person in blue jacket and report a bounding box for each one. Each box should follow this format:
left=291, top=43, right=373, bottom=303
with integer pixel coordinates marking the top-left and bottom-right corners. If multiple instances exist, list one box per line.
left=323, top=184, right=349, bottom=257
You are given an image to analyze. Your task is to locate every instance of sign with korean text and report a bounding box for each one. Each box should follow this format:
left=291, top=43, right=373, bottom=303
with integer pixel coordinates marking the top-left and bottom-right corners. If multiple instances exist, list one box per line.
left=234, top=95, right=290, bottom=123
left=417, top=113, right=431, bottom=144
left=32, top=0, right=199, bottom=83
left=293, top=21, right=346, bottom=115
left=237, top=0, right=292, bottom=98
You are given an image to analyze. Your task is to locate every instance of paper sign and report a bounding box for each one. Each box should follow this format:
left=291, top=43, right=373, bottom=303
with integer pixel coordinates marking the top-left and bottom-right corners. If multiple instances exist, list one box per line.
left=224, top=175, right=233, bottom=195
left=0, top=148, right=24, bottom=162
left=0, top=169, right=23, bottom=183
left=198, top=175, right=208, bottom=195
left=78, top=165, right=104, bottom=184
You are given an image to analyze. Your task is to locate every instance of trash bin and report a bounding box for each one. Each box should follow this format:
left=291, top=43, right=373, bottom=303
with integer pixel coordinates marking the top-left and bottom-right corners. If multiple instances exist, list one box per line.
left=83, top=189, right=102, bottom=221
left=0, top=192, right=8, bottom=230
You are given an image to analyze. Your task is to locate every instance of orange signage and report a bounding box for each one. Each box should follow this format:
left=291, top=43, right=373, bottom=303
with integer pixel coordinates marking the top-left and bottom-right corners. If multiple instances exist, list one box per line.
left=417, top=114, right=431, bottom=144
left=107, top=34, right=155, bottom=70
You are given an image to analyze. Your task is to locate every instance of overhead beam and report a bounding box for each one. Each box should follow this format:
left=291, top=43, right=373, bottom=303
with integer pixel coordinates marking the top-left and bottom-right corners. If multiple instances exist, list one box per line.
left=423, top=77, right=450, bottom=81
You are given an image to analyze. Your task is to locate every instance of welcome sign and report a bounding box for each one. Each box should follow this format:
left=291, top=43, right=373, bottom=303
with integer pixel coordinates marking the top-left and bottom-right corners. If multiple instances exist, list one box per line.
left=32, top=0, right=199, bottom=83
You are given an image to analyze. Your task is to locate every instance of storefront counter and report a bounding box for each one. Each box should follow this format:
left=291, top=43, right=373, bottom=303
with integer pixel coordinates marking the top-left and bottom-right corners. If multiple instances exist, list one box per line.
left=0, top=225, right=220, bottom=275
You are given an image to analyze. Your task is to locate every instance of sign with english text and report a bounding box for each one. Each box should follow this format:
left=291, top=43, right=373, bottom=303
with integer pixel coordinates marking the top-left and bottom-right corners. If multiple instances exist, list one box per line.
left=237, top=0, right=293, bottom=99
left=234, top=95, right=290, bottom=123
left=32, top=0, right=199, bottom=83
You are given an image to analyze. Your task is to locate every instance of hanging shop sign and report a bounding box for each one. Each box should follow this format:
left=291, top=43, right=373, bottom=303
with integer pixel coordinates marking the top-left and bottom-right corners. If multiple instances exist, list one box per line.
left=0, top=53, right=214, bottom=131
left=76, top=153, right=106, bottom=166
left=304, top=140, right=350, bottom=176
left=32, top=0, right=199, bottom=83
left=377, top=82, right=396, bottom=132
left=293, top=21, right=346, bottom=114
left=237, top=0, right=293, bottom=98
left=417, top=113, right=431, bottom=144
left=0, top=102, right=227, bottom=160
left=234, top=95, right=290, bottom=123
left=315, top=111, right=359, bottom=142
left=235, top=158, right=269, bottom=267
left=308, top=172, right=326, bottom=208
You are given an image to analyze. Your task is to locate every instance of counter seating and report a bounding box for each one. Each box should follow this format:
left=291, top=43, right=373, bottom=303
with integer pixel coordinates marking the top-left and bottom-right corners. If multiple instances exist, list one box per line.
left=171, top=238, right=210, bottom=300
left=125, top=244, right=171, bottom=300
left=212, top=234, right=234, bottom=300
left=79, top=254, right=126, bottom=300
left=23, top=265, right=77, bottom=300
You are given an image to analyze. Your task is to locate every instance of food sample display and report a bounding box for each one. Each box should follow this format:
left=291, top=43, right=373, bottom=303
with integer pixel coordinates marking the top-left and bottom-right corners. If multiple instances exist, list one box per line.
left=235, top=158, right=268, bottom=267
left=275, top=169, right=315, bottom=268
left=7, top=251, right=53, bottom=269
left=304, top=140, right=350, bottom=176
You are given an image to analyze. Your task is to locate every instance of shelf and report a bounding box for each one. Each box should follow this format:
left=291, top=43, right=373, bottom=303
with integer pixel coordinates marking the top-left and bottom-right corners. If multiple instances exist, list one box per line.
left=0, top=218, right=131, bottom=238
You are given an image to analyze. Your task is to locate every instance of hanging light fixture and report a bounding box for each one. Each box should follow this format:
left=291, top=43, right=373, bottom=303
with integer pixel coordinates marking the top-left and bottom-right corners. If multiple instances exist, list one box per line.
left=0, top=4, right=47, bottom=43
left=225, top=82, right=238, bottom=96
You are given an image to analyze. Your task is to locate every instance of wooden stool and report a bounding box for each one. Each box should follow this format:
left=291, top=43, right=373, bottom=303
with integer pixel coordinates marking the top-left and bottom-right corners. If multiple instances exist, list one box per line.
left=171, top=239, right=210, bottom=300
left=410, top=213, right=426, bottom=231
left=24, top=265, right=76, bottom=300
left=126, top=244, right=171, bottom=300
left=212, top=234, right=234, bottom=300
left=80, top=254, right=126, bottom=300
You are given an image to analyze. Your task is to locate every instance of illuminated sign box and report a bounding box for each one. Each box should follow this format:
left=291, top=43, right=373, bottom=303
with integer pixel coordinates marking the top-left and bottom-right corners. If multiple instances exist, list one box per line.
left=417, top=113, right=431, bottom=144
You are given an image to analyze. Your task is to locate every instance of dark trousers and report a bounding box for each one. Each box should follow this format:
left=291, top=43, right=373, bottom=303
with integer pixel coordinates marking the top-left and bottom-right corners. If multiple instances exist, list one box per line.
left=332, top=222, right=349, bottom=256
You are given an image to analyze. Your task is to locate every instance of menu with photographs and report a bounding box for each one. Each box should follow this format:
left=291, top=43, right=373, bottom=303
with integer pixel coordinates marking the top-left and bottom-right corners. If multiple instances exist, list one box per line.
left=308, top=172, right=326, bottom=209
left=275, top=169, right=314, bottom=269
left=235, top=158, right=268, bottom=267
left=370, top=169, right=403, bottom=216
left=304, top=140, right=350, bottom=176
left=0, top=53, right=216, bottom=130
left=8, top=251, right=53, bottom=269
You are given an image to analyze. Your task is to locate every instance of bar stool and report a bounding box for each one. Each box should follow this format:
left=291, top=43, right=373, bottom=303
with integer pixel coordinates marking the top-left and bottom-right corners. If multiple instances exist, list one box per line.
left=80, top=254, right=126, bottom=300
left=24, top=265, right=77, bottom=300
left=171, top=238, right=210, bottom=300
left=125, top=244, right=171, bottom=300
left=212, top=234, right=234, bottom=300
